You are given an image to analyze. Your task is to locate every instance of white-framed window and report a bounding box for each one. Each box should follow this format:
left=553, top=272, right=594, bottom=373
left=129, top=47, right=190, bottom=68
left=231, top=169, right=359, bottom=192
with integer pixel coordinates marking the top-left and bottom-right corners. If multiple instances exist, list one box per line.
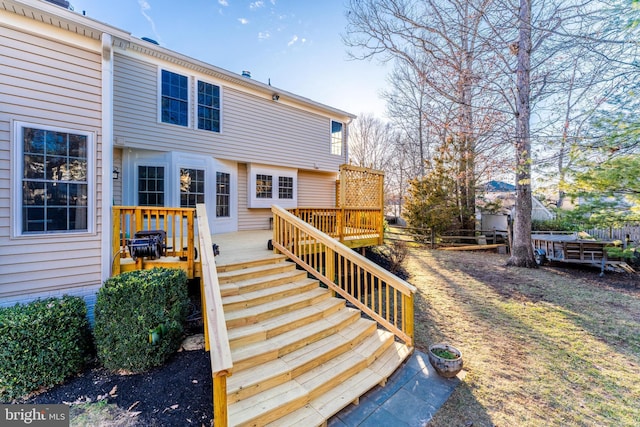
left=216, top=172, right=230, bottom=217
left=331, top=120, right=344, bottom=156
left=197, top=80, right=221, bottom=132
left=138, top=165, right=165, bottom=206
left=180, top=168, right=205, bottom=208
left=247, top=164, right=297, bottom=208
left=160, top=69, right=189, bottom=127
left=256, top=174, right=273, bottom=199
left=14, top=122, right=94, bottom=236
left=159, top=68, right=224, bottom=133
left=279, top=176, right=294, bottom=199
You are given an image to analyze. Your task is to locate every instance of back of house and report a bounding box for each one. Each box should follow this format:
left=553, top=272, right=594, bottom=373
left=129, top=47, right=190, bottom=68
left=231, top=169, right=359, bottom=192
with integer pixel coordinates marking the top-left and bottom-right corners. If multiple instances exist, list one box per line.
left=0, top=0, right=355, bottom=312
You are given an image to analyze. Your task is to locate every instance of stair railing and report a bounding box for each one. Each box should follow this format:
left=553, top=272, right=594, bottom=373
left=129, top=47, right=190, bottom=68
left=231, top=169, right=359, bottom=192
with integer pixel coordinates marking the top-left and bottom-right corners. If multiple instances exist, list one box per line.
left=196, top=204, right=232, bottom=427
left=272, top=205, right=416, bottom=347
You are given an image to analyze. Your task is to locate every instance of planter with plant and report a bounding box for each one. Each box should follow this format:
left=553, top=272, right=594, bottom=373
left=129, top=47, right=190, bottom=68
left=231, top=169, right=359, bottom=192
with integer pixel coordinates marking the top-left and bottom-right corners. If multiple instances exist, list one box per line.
left=428, top=343, right=463, bottom=378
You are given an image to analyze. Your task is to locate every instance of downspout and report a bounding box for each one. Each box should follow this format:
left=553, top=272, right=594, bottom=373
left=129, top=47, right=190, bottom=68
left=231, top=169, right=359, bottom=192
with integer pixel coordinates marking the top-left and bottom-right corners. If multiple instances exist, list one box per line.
left=101, top=33, right=114, bottom=282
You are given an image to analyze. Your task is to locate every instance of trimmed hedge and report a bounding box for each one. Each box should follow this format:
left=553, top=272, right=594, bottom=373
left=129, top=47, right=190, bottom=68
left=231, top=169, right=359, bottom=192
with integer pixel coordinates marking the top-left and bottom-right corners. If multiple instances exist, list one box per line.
left=94, top=268, right=189, bottom=373
left=0, top=296, right=93, bottom=402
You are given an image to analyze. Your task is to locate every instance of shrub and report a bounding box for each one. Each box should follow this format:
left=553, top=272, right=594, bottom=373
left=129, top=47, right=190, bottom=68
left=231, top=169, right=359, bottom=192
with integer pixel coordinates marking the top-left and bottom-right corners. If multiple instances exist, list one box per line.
left=94, top=268, right=189, bottom=373
left=0, top=296, right=92, bottom=402
left=531, top=219, right=578, bottom=232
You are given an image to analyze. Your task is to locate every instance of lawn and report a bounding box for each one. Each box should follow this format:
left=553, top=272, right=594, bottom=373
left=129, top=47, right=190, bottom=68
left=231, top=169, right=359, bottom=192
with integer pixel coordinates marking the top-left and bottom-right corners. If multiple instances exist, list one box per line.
left=405, top=248, right=640, bottom=427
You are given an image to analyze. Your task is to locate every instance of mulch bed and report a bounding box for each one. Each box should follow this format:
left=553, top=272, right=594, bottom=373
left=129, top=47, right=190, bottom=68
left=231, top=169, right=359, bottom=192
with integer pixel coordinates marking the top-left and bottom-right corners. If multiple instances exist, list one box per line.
left=23, top=348, right=213, bottom=427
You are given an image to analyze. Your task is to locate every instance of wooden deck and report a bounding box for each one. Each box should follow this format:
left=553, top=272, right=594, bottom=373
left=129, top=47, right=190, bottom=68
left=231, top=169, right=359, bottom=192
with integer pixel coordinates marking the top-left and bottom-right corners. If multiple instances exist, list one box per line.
left=213, top=230, right=275, bottom=267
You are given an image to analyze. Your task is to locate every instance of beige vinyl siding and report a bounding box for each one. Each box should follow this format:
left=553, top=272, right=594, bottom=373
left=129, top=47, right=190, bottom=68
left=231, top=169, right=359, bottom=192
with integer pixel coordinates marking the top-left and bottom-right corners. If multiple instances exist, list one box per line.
left=297, top=170, right=338, bottom=208
left=237, top=163, right=272, bottom=231
left=0, top=24, right=103, bottom=298
left=113, top=148, right=123, bottom=205
left=113, top=53, right=344, bottom=172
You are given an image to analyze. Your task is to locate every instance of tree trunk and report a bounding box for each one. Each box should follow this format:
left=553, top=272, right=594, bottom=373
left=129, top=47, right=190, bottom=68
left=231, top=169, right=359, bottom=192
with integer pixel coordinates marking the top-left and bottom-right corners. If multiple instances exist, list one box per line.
left=507, top=0, right=537, bottom=268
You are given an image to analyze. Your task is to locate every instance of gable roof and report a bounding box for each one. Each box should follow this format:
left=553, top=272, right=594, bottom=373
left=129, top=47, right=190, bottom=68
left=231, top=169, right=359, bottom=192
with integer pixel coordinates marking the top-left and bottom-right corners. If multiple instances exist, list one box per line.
left=3, top=0, right=356, bottom=121
left=484, top=180, right=516, bottom=192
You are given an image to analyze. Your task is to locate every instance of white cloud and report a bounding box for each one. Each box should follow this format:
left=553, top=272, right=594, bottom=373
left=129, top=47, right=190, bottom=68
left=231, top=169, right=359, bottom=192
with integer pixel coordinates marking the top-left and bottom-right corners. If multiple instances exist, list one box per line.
left=218, top=0, right=228, bottom=5
left=287, top=35, right=298, bottom=46
left=258, top=31, right=271, bottom=40
left=138, top=0, right=160, bottom=41
left=238, top=18, right=249, bottom=24
left=249, top=1, right=264, bottom=10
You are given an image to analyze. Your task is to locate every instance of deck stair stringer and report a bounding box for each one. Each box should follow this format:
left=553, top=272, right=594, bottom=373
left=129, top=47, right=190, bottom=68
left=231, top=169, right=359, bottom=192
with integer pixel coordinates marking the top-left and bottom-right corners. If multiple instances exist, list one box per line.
left=218, top=253, right=413, bottom=427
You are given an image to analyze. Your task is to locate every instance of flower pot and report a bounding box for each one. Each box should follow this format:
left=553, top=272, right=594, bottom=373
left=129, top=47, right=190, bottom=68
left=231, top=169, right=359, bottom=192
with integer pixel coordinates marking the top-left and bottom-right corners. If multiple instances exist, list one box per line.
left=428, top=343, right=463, bottom=378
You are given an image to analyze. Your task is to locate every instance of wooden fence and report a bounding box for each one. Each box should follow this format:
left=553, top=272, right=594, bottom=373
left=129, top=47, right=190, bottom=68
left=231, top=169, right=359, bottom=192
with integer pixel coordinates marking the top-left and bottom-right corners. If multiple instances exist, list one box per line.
left=582, top=225, right=640, bottom=243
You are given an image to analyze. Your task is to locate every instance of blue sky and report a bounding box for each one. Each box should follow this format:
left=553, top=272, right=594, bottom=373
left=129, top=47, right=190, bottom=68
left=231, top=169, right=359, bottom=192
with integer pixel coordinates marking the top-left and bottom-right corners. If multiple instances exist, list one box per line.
left=69, top=0, right=390, bottom=118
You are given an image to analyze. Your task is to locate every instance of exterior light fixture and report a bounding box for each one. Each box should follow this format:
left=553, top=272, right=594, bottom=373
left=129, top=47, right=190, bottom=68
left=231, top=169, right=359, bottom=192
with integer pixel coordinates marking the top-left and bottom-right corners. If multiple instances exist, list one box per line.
left=272, top=93, right=280, bottom=101
left=112, top=167, right=120, bottom=180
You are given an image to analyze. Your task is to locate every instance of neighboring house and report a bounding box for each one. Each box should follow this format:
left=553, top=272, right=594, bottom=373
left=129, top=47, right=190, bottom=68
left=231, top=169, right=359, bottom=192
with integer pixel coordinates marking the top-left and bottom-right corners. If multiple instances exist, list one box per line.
left=0, top=0, right=355, bottom=309
left=478, top=181, right=554, bottom=231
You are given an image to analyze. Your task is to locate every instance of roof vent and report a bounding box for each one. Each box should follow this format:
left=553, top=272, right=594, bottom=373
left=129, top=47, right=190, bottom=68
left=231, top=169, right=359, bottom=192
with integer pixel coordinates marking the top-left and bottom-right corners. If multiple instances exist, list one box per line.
left=45, top=0, right=72, bottom=9
left=141, top=37, right=159, bottom=45
left=242, top=70, right=251, bottom=78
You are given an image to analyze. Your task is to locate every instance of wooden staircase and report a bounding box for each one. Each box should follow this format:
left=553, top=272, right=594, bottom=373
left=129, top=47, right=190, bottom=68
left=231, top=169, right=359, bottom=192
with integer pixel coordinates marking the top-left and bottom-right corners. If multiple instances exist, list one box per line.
left=217, top=254, right=413, bottom=426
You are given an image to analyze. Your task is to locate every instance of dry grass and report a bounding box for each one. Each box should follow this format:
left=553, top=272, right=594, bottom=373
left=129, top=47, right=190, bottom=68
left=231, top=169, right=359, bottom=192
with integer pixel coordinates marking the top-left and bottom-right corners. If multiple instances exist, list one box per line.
left=404, top=248, right=640, bottom=427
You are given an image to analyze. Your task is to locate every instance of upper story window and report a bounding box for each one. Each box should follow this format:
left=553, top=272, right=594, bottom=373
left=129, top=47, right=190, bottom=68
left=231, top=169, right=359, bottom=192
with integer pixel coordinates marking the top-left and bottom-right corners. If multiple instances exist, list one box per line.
left=161, top=70, right=189, bottom=127
left=331, top=120, right=344, bottom=155
left=198, top=81, right=221, bottom=132
left=216, top=172, right=230, bottom=217
left=138, top=166, right=165, bottom=206
left=180, top=168, right=205, bottom=208
left=17, top=124, right=92, bottom=235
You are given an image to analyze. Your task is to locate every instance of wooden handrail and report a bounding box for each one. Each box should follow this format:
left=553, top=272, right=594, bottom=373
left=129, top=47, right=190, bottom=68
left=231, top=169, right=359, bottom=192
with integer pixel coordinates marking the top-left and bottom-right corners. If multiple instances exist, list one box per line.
left=289, top=207, right=383, bottom=245
left=196, top=204, right=232, bottom=427
left=112, top=206, right=196, bottom=276
left=272, top=205, right=416, bottom=346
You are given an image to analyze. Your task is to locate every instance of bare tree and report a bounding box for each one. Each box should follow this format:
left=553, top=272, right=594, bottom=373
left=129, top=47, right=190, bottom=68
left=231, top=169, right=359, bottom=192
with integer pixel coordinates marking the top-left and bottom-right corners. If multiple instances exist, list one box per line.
left=345, top=0, right=500, bottom=230
left=382, top=63, right=432, bottom=178
left=348, top=113, right=394, bottom=170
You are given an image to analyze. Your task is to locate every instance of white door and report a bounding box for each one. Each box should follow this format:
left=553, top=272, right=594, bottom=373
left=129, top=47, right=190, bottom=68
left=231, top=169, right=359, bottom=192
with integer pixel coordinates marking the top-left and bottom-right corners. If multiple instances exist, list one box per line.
left=212, top=159, right=237, bottom=234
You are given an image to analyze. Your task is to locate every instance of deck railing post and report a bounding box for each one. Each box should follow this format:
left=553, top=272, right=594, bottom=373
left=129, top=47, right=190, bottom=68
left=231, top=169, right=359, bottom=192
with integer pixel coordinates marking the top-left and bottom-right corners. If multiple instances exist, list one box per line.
left=213, top=373, right=228, bottom=427
left=112, top=207, right=121, bottom=275
left=403, top=293, right=414, bottom=347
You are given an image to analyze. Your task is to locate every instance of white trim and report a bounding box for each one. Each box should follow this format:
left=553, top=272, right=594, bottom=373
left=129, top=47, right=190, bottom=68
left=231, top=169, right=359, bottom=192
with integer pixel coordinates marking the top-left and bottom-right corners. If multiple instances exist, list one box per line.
left=101, top=32, right=114, bottom=282
left=12, top=121, right=96, bottom=238
left=247, top=164, right=297, bottom=209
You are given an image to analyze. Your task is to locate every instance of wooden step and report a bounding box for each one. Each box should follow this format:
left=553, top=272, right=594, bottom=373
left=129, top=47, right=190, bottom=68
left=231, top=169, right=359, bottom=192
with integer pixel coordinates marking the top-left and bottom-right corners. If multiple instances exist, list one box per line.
left=217, top=250, right=413, bottom=426
left=222, top=278, right=319, bottom=311
left=218, top=261, right=297, bottom=284
left=220, top=269, right=308, bottom=297
left=230, top=307, right=362, bottom=372
left=266, top=342, right=412, bottom=427
left=216, top=253, right=288, bottom=273
left=224, top=287, right=332, bottom=329
left=227, top=297, right=345, bottom=349
left=228, top=329, right=404, bottom=427
left=227, top=316, right=376, bottom=404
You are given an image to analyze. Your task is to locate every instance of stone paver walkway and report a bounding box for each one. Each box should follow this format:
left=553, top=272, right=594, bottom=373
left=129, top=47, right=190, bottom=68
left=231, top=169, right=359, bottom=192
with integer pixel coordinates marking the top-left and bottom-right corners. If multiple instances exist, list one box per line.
left=329, top=350, right=463, bottom=427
